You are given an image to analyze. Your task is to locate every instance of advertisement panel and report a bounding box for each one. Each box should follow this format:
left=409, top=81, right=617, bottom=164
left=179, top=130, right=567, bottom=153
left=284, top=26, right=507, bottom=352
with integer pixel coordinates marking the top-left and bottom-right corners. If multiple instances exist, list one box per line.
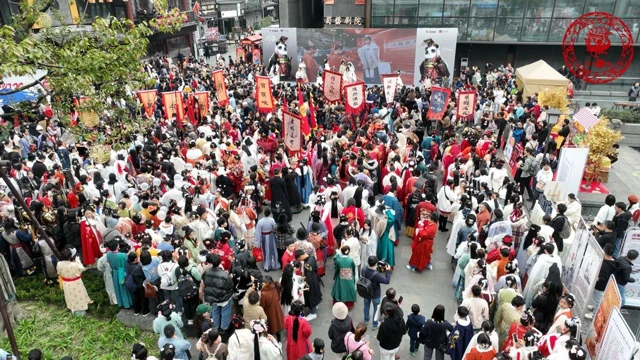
left=619, top=227, right=640, bottom=307
left=585, top=276, right=621, bottom=359
left=263, top=28, right=457, bottom=86
left=262, top=28, right=299, bottom=82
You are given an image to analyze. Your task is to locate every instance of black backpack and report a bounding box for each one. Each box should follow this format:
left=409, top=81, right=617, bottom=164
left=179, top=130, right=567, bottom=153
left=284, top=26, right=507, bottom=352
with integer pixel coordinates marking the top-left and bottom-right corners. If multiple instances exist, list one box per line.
left=356, top=269, right=375, bottom=299
left=176, top=267, right=198, bottom=299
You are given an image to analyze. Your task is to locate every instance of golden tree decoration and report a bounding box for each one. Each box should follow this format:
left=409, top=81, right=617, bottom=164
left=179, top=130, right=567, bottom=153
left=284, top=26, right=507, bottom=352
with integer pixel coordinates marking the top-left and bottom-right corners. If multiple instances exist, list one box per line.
left=88, top=144, right=112, bottom=165
left=538, top=87, right=570, bottom=114
left=581, top=116, right=623, bottom=188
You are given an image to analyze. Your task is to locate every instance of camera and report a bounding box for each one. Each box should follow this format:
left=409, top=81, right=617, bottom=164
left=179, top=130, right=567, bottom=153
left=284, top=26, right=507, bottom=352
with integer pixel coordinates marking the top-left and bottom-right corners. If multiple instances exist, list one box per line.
left=377, top=260, right=389, bottom=272
left=253, top=279, right=263, bottom=291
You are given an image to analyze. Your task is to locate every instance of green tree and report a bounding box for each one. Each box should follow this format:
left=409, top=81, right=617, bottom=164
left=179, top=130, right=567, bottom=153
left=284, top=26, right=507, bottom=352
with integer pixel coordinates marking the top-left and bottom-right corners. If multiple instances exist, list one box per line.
left=0, top=0, right=182, bottom=147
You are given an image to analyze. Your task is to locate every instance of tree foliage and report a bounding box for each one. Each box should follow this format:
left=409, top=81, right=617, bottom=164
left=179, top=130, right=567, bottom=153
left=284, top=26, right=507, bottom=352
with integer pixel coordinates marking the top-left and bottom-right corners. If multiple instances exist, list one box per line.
left=0, top=0, right=182, bottom=147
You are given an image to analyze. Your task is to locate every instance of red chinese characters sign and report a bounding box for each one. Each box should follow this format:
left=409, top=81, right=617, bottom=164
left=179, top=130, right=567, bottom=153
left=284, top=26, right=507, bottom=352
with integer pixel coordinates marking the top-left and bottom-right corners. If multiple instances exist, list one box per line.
left=322, top=69, right=342, bottom=103
left=456, top=91, right=476, bottom=122
left=212, top=70, right=228, bottom=106
left=381, top=74, right=397, bottom=105
left=344, top=81, right=365, bottom=115
left=137, top=90, right=157, bottom=118
left=255, top=76, right=275, bottom=113
left=282, top=110, right=302, bottom=152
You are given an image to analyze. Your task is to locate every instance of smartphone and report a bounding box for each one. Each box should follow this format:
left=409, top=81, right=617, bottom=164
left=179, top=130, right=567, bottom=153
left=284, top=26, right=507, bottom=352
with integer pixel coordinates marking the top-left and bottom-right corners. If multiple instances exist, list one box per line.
left=512, top=333, right=518, bottom=344
left=398, top=296, right=404, bottom=305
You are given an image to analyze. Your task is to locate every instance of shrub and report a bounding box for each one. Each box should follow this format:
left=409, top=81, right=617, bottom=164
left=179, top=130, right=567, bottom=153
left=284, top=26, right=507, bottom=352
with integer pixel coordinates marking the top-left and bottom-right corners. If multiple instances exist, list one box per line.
left=601, top=109, right=640, bottom=124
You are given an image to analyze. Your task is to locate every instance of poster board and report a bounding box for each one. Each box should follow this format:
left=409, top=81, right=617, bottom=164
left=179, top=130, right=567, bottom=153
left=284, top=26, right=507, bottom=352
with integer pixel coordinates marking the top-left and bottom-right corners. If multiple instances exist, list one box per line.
left=572, top=233, right=604, bottom=318
left=596, top=307, right=636, bottom=360
left=618, top=227, right=640, bottom=308
left=263, top=28, right=457, bottom=86
left=585, top=276, right=622, bottom=359
left=563, top=219, right=591, bottom=293
left=556, top=146, right=589, bottom=200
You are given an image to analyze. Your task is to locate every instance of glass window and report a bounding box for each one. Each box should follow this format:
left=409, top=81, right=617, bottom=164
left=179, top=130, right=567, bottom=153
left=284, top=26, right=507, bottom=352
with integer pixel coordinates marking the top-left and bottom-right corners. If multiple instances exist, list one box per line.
left=615, top=0, right=640, bottom=17
left=497, top=0, right=525, bottom=17
left=395, top=0, right=419, bottom=23
left=418, top=17, right=443, bottom=26
left=525, top=0, right=553, bottom=17
left=470, top=0, right=497, bottom=17
left=494, top=17, right=522, bottom=41
left=617, top=18, right=640, bottom=44
left=549, top=18, right=574, bottom=41
left=521, top=18, right=550, bottom=41
left=469, top=17, right=496, bottom=40
left=553, top=0, right=584, bottom=18
left=443, top=17, right=469, bottom=40
left=372, top=16, right=393, bottom=27
left=419, top=0, right=444, bottom=16
left=372, top=0, right=395, bottom=17
left=444, top=0, right=470, bottom=17
left=585, top=0, right=614, bottom=13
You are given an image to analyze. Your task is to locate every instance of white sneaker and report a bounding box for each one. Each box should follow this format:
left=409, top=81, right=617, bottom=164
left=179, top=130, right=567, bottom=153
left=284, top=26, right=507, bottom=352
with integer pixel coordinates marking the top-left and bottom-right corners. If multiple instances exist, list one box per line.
left=587, top=305, right=595, bottom=311
left=427, top=264, right=433, bottom=271
left=305, top=314, right=317, bottom=321
left=584, top=313, right=594, bottom=320
left=188, top=320, right=194, bottom=325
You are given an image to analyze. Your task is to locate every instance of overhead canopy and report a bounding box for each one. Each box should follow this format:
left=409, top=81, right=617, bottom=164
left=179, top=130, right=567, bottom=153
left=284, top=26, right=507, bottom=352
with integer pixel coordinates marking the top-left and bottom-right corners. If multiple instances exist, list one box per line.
left=515, top=60, right=568, bottom=96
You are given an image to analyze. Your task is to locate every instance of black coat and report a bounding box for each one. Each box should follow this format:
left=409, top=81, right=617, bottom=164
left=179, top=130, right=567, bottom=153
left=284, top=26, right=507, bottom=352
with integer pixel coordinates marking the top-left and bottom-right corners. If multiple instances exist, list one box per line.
left=269, top=176, right=291, bottom=221
left=63, top=221, right=81, bottom=248
left=303, top=256, right=322, bottom=309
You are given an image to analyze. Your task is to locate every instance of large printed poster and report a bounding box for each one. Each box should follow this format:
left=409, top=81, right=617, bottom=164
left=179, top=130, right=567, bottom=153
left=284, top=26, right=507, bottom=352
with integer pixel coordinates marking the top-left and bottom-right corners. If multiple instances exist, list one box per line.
left=619, top=227, right=640, bottom=307
left=263, top=28, right=457, bottom=86
left=585, top=276, right=621, bottom=359
left=262, top=28, right=299, bottom=82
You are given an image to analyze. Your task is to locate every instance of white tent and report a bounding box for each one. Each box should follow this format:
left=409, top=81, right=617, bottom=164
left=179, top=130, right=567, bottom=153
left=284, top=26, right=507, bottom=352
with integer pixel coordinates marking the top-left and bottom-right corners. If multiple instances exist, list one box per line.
left=515, top=60, right=569, bottom=96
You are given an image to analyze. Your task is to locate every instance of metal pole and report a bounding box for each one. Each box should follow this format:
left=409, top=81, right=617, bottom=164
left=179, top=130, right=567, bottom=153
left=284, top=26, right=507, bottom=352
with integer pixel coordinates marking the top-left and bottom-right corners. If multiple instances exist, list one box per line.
left=0, top=166, right=62, bottom=259
left=0, top=297, right=20, bottom=359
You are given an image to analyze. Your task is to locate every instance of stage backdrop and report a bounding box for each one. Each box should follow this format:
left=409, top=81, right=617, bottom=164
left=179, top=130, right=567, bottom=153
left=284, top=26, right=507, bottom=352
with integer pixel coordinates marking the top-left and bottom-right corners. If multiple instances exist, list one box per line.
left=263, top=28, right=457, bottom=86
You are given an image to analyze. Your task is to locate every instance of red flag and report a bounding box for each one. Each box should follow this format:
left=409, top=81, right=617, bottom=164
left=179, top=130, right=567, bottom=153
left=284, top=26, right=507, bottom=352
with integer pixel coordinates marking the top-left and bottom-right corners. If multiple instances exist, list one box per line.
left=297, top=87, right=310, bottom=136
left=426, top=87, right=452, bottom=120
left=255, top=76, right=275, bottom=113
left=308, top=92, right=317, bottom=129
left=137, top=90, right=157, bottom=118
left=343, top=82, right=365, bottom=115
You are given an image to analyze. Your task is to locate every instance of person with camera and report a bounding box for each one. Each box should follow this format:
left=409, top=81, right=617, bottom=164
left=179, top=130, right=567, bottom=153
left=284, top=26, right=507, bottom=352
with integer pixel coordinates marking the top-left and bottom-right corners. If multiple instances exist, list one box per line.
left=360, top=255, right=391, bottom=330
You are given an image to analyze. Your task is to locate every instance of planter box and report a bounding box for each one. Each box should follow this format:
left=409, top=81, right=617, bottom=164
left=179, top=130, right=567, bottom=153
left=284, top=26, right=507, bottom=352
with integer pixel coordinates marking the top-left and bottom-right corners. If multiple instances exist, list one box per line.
left=621, top=122, right=640, bottom=136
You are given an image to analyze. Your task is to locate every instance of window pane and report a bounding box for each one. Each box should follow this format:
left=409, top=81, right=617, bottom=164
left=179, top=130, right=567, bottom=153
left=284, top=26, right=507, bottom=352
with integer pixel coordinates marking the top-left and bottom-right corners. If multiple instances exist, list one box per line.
left=522, top=18, right=550, bottom=41
left=445, top=0, right=470, bottom=17
left=494, top=18, right=522, bottom=41
left=471, top=0, right=497, bottom=17
left=497, top=0, right=525, bottom=17
left=372, top=0, right=395, bottom=16
left=419, top=0, right=444, bottom=16
left=616, top=19, right=640, bottom=44
left=549, top=18, right=574, bottom=41
left=615, top=0, right=640, bottom=17
left=469, top=17, right=496, bottom=40
left=443, top=17, right=469, bottom=40
left=418, top=17, right=443, bottom=26
left=372, top=16, right=393, bottom=27
left=553, top=0, right=584, bottom=18
left=394, top=0, right=419, bottom=23
left=585, top=0, right=614, bottom=13
left=525, top=0, right=553, bottom=17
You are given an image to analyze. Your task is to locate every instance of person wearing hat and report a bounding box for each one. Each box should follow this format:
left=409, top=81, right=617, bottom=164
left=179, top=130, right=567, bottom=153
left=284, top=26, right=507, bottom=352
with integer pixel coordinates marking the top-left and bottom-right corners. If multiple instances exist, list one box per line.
left=629, top=194, right=640, bottom=226
left=328, top=302, right=355, bottom=357
left=194, top=303, right=213, bottom=338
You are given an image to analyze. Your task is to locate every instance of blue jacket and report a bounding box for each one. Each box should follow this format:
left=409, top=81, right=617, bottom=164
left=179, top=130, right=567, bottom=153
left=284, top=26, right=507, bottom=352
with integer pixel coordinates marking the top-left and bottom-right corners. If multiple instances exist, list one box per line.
left=406, top=313, right=425, bottom=339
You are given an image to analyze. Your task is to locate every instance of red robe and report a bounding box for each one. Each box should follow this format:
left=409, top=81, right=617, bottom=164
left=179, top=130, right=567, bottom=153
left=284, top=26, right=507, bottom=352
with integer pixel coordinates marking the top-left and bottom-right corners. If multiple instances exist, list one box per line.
left=283, top=315, right=313, bottom=360
left=80, top=219, right=103, bottom=266
left=341, top=206, right=365, bottom=229
left=408, top=219, right=437, bottom=271
left=414, top=201, right=437, bottom=225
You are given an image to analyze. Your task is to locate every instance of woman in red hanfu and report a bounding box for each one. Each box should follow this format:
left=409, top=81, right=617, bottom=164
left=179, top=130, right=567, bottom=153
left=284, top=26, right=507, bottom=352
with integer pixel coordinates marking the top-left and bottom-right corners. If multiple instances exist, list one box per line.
left=407, top=212, right=438, bottom=272
left=80, top=206, right=105, bottom=266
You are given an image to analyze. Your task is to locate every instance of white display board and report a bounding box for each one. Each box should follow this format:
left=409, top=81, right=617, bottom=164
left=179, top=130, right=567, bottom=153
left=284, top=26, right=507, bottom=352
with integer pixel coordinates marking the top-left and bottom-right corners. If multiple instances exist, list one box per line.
left=556, top=147, right=589, bottom=200
left=619, top=227, right=640, bottom=308
left=597, top=307, right=636, bottom=360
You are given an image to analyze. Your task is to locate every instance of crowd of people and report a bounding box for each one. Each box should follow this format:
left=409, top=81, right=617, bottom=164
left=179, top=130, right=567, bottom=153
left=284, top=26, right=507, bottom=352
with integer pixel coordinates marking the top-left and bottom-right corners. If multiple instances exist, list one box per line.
left=0, top=46, right=638, bottom=360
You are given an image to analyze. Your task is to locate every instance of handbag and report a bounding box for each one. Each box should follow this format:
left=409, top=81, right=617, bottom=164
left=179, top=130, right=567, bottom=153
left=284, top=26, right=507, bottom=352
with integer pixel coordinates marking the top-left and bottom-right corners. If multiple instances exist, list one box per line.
left=252, top=247, right=264, bottom=262
left=144, top=281, right=157, bottom=298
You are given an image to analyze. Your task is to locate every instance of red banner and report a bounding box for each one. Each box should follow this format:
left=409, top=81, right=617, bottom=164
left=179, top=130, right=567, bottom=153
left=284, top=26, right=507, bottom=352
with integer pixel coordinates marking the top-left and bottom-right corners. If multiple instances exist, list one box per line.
left=426, top=86, right=451, bottom=120
left=344, top=81, right=365, bottom=115
left=255, top=76, right=275, bottom=113
left=195, top=91, right=209, bottom=117
left=456, top=91, right=476, bottom=122
left=381, top=74, right=397, bottom=105
left=162, top=91, right=184, bottom=122
left=355, top=0, right=364, bottom=4
left=252, top=48, right=261, bottom=65
left=322, top=69, right=343, bottom=103
left=236, top=47, right=246, bottom=62
left=282, top=110, right=302, bottom=152
left=212, top=70, right=228, bottom=106
left=137, top=90, right=157, bottom=118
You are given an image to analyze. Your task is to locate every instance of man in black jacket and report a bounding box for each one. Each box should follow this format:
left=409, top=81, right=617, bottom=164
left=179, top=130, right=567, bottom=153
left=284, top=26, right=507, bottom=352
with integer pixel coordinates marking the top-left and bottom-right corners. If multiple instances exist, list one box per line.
left=550, top=203, right=568, bottom=252
left=377, top=302, right=406, bottom=359
left=361, top=255, right=391, bottom=329
left=613, top=202, right=633, bottom=257
left=596, top=221, right=617, bottom=249
left=586, top=243, right=617, bottom=319
left=200, top=253, right=234, bottom=331
left=615, top=249, right=638, bottom=306
left=31, top=153, right=48, bottom=182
